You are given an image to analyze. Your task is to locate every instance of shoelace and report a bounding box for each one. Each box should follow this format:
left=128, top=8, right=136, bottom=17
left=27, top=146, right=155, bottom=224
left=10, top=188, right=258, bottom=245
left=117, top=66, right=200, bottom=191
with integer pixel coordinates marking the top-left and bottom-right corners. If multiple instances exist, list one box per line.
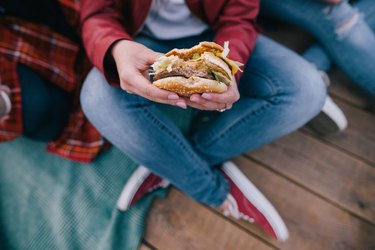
left=223, top=194, right=254, bottom=223
left=147, top=179, right=170, bottom=192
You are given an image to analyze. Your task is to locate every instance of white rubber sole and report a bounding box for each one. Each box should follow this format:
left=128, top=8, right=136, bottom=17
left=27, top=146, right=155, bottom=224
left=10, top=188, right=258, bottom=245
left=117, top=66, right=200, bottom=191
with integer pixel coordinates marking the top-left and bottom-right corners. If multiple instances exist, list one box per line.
left=222, top=161, right=289, bottom=242
left=0, top=90, right=11, bottom=115
left=116, top=165, right=151, bottom=211
left=309, top=96, right=348, bottom=135
left=321, top=96, right=347, bottom=131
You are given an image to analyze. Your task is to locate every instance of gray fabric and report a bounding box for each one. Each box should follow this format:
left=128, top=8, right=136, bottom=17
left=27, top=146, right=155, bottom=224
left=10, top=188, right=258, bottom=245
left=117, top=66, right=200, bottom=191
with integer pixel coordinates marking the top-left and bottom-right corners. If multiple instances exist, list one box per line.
left=142, top=0, right=208, bottom=39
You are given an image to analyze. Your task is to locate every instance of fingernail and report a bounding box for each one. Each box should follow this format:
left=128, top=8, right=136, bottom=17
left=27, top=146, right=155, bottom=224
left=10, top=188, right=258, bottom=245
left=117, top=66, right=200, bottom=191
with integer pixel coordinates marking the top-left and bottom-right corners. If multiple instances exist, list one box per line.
left=202, top=93, right=212, bottom=99
left=168, top=94, right=179, bottom=100
left=191, top=96, right=199, bottom=102
left=176, top=101, right=187, bottom=109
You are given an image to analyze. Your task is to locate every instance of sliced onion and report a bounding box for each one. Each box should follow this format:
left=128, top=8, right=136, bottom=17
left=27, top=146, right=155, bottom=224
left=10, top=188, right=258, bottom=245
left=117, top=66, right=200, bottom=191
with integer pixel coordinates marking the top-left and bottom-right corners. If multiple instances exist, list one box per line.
left=221, top=41, right=230, bottom=59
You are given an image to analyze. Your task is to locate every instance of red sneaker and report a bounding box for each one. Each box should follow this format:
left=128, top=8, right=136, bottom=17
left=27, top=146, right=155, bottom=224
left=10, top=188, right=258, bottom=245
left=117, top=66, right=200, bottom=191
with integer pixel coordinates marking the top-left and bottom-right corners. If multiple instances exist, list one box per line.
left=116, top=165, right=170, bottom=211
left=220, top=161, right=289, bottom=241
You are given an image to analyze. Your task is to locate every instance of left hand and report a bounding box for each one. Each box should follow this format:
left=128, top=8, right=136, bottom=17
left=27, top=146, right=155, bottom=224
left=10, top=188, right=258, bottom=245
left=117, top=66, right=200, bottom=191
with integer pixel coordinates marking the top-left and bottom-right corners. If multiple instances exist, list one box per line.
left=185, top=78, right=240, bottom=111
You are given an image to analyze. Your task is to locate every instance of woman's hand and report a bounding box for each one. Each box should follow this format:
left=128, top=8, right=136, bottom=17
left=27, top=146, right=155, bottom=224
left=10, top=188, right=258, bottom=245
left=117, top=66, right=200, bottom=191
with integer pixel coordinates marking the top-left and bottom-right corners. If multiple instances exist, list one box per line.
left=111, top=40, right=187, bottom=108
left=185, top=78, right=240, bottom=111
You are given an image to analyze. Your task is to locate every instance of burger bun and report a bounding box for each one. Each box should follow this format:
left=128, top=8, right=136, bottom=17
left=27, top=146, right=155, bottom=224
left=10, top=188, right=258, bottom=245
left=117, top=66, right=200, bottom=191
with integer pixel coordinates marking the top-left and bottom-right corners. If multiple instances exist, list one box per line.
left=153, top=76, right=228, bottom=97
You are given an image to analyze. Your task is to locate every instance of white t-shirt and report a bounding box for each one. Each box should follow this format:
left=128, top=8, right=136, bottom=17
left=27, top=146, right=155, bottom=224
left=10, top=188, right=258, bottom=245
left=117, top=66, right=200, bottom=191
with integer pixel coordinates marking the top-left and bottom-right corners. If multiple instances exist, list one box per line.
left=142, top=0, right=209, bottom=39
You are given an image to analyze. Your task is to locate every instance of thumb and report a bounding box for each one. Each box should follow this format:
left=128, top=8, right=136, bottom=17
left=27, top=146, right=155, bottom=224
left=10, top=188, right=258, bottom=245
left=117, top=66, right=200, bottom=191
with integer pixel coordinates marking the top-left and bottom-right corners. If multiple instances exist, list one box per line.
left=146, top=50, right=163, bottom=63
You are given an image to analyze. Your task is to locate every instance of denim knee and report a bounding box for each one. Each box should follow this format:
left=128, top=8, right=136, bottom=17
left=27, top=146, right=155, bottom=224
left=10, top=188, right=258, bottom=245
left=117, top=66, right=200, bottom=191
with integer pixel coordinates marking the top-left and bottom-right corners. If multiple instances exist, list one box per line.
left=81, top=68, right=152, bottom=125
left=80, top=68, right=103, bottom=119
left=320, top=1, right=362, bottom=39
left=286, top=64, right=327, bottom=120
left=261, top=0, right=360, bottom=40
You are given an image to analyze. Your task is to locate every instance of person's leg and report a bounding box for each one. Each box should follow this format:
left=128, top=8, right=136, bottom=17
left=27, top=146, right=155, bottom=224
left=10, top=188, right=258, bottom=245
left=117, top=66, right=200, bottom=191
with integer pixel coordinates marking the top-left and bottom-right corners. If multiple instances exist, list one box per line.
left=82, top=34, right=298, bottom=240
left=303, top=0, right=375, bottom=72
left=353, top=0, right=375, bottom=29
left=185, top=35, right=324, bottom=241
left=17, top=64, right=71, bottom=141
left=189, top=35, right=326, bottom=166
left=80, top=67, right=229, bottom=207
left=261, top=0, right=375, bottom=96
left=81, top=31, right=234, bottom=207
left=302, top=44, right=333, bottom=72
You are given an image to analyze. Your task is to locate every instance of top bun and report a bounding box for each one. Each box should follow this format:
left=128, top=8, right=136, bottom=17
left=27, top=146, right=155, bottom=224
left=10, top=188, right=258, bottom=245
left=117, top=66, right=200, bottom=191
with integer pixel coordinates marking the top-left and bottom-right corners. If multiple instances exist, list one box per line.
left=165, top=42, right=224, bottom=59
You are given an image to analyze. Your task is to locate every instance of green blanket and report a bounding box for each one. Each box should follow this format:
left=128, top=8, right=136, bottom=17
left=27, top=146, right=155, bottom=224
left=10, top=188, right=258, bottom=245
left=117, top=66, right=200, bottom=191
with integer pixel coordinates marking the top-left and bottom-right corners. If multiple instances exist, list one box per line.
left=0, top=106, right=194, bottom=250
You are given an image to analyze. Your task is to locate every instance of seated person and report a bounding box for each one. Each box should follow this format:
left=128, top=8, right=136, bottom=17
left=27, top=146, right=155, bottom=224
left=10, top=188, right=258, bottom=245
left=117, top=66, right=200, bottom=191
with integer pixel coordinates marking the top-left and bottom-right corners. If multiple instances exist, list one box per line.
left=79, top=0, right=327, bottom=241
left=261, top=0, right=375, bottom=134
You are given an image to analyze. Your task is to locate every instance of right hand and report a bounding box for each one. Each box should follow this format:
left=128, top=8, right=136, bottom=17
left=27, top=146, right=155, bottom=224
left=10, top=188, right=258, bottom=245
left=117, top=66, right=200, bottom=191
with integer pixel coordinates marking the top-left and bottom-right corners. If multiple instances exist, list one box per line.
left=185, top=78, right=240, bottom=111
left=111, top=40, right=187, bottom=108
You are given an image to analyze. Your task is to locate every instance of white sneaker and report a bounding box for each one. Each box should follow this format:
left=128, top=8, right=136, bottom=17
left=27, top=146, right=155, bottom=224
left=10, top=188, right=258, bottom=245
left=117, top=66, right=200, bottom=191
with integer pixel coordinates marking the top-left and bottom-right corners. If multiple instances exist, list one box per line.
left=308, top=96, right=348, bottom=135
left=116, top=166, right=170, bottom=211
left=0, top=87, right=11, bottom=118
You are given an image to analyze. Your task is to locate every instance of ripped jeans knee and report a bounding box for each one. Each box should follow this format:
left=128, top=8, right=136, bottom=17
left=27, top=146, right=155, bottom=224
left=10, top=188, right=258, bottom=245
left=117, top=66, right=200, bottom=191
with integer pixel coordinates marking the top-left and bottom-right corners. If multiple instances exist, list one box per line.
left=322, top=1, right=362, bottom=39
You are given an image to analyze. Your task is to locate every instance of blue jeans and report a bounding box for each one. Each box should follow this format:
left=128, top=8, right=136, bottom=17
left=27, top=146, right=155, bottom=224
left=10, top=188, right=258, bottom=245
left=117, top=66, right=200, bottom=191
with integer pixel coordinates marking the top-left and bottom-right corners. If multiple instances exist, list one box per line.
left=261, top=0, right=375, bottom=97
left=80, top=33, right=326, bottom=207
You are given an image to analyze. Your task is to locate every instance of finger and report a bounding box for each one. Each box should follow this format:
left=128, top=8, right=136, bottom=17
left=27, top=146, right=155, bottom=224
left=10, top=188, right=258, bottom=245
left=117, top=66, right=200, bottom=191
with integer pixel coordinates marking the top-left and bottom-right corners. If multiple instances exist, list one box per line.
left=187, top=99, right=227, bottom=111
left=120, top=65, right=186, bottom=108
left=201, top=84, right=239, bottom=104
left=144, top=51, right=163, bottom=76
left=128, top=85, right=187, bottom=107
left=151, top=51, right=164, bottom=60
left=142, top=70, right=150, bottom=80
left=190, top=94, right=207, bottom=104
left=185, top=99, right=211, bottom=110
left=125, top=71, right=181, bottom=101
left=145, top=50, right=164, bottom=65
left=189, top=95, right=226, bottom=110
left=125, top=80, right=188, bottom=108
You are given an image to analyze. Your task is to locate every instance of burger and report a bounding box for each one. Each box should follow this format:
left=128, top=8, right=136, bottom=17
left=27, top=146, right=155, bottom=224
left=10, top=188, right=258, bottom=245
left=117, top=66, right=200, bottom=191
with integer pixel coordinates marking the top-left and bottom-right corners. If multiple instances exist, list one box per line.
left=151, top=41, right=243, bottom=97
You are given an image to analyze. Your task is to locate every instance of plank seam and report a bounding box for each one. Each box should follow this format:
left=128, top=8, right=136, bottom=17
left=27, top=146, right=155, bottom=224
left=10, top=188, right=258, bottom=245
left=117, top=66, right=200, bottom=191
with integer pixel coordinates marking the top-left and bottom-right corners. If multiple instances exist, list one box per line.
left=301, top=129, right=375, bottom=168
left=141, top=239, right=158, bottom=250
left=329, top=90, right=374, bottom=114
left=243, top=155, right=375, bottom=227
left=208, top=207, right=281, bottom=250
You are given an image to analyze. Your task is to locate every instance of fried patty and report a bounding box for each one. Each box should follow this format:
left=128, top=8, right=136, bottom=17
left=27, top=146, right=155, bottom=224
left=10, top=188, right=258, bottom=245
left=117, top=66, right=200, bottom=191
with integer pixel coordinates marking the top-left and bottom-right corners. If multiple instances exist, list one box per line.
left=154, top=60, right=214, bottom=81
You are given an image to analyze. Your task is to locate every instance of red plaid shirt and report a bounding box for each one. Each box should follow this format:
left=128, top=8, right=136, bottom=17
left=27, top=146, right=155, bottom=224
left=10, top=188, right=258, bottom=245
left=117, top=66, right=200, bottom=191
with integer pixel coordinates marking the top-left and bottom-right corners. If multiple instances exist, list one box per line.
left=0, top=1, right=106, bottom=163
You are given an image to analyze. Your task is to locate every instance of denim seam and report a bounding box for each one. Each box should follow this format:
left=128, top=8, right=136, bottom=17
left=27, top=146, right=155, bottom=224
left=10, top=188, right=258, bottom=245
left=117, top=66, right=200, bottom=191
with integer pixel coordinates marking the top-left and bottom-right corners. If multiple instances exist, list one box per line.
left=197, top=100, right=274, bottom=151
left=210, top=174, right=230, bottom=207
left=141, top=105, right=229, bottom=205
left=140, top=104, right=210, bottom=174
left=244, top=67, right=284, bottom=98
left=196, top=67, right=283, bottom=150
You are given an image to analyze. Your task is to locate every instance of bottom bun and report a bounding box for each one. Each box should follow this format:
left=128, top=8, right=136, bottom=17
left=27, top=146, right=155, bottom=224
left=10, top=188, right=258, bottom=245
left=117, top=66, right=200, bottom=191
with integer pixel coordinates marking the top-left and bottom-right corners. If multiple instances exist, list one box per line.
left=153, top=76, right=228, bottom=97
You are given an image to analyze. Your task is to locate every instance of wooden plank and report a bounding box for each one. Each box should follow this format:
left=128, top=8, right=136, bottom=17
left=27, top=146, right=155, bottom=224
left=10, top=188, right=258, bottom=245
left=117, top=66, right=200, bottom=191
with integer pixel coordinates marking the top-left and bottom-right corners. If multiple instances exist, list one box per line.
left=305, top=98, right=375, bottom=164
left=247, top=131, right=375, bottom=223
left=232, top=157, right=375, bottom=250
left=144, top=189, right=274, bottom=250
left=262, top=21, right=314, bottom=53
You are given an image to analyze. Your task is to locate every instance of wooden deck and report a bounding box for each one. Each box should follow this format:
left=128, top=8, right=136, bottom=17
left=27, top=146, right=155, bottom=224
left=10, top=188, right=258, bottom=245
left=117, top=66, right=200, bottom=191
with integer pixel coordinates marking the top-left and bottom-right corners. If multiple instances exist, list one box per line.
left=141, top=23, right=375, bottom=250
